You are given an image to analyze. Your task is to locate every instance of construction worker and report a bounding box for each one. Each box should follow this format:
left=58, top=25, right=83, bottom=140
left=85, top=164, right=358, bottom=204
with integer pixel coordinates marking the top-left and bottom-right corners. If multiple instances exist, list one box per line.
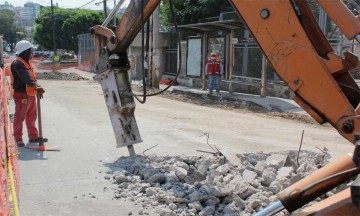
left=205, top=52, right=223, bottom=95
left=10, top=40, right=45, bottom=147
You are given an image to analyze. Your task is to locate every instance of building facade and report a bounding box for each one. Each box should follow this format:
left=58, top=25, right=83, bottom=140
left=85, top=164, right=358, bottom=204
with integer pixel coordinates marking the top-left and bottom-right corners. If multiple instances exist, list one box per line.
left=0, top=1, right=13, bottom=10
left=21, top=2, right=41, bottom=21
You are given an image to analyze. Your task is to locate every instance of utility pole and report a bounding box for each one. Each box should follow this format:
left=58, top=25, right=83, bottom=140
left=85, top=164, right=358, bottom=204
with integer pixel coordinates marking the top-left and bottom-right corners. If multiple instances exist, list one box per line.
left=103, top=0, right=107, bottom=20
left=152, top=5, right=160, bottom=87
left=51, top=0, right=56, bottom=56
left=145, top=20, right=150, bottom=86
left=114, top=0, right=116, bottom=25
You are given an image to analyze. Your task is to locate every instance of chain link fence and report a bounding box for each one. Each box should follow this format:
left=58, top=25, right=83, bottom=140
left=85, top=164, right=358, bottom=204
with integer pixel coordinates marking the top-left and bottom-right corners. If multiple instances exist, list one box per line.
left=77, top=33, right=95, bottom=72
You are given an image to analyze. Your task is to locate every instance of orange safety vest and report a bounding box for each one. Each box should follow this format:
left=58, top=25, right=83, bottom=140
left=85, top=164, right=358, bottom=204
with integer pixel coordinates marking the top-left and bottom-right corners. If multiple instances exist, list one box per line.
left=207, top=60, right=221, bottom=75
left=10, top=57, right=37, bottom=96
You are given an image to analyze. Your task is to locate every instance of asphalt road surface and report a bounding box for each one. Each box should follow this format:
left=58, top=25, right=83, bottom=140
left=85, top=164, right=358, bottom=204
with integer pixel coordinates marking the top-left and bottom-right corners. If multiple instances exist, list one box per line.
left=18, top=79, right=354, bottom=215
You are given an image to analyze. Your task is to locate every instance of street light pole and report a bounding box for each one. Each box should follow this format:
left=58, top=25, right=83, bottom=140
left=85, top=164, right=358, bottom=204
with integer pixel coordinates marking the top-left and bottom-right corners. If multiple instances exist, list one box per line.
left=114, top=0, right=116, bottom=25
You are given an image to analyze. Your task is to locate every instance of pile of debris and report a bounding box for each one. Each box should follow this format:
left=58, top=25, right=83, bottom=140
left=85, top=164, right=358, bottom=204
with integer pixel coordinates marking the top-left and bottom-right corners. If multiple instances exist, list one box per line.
left=156, top=90, right=318, bottom=125
left=36, top=72, right=89, bottom=81
left=105, top=150, right=339, bottom=216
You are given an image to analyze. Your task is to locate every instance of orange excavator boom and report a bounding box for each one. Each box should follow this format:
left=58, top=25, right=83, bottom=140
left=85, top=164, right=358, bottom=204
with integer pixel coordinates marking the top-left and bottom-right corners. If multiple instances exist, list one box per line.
left=91, top=0, right=360, bottom=214
left=229, top=0, right=360, bottom=214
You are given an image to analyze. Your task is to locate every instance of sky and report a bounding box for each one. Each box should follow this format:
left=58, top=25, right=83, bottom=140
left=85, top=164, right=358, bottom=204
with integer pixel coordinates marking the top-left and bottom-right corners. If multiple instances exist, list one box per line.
left=0, top=0, right=129, bottom=10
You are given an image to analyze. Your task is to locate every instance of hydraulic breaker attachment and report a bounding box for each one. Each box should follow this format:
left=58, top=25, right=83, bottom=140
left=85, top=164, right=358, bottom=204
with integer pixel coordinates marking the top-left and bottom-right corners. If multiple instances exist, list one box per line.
left=94, top=67, right=141, bottom=155
left=91, top=0, right=159, bottom=156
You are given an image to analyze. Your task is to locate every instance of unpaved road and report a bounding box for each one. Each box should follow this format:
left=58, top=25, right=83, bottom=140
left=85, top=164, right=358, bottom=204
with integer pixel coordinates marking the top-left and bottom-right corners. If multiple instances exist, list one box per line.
left=18, top=79, right=354, bottom=216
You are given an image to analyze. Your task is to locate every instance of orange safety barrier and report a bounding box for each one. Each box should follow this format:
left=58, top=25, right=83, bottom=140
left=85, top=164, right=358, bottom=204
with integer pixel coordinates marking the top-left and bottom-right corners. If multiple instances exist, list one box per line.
left=78, top=61, right=94, bottom=72
left=4, top=58, right=15, bottom=65
left=0, top=66, right=19, bottom=216
left=0, top=67, right=10, bottom=216
left=36, top=62, right=78, bottom=71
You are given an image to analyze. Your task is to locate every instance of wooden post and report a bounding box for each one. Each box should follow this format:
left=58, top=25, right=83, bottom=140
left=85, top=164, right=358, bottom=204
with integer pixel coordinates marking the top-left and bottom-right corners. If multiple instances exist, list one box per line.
left=261, top=54, right=267, bottom=97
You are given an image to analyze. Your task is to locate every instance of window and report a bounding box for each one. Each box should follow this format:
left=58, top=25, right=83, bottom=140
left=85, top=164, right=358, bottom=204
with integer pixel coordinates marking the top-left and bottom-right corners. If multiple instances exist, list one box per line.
left=164, top=49, right=177, bottom=75
left=186, top=37, right=202, bottom=77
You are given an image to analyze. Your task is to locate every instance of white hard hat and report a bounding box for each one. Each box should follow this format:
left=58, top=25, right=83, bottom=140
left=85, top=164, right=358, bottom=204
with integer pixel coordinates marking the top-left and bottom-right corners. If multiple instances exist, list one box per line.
left=15, top=40, right=33, bottom=55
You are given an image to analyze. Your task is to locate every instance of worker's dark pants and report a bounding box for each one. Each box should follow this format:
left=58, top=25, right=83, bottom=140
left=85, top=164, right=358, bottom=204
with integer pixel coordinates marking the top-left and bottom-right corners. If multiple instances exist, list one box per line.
left=208, top=74, right=220, bottom=94
left=13, top=92, right=38, bottom=141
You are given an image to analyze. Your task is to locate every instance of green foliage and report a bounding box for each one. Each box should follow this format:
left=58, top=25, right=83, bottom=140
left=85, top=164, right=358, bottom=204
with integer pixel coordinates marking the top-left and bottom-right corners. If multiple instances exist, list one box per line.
left=160, top=0, right=233, bottom=25
left=34, top=7, right=104, bottom=52
left=0, top=9, right=25, bottom=50
left=0, top=9, right=14, bottom=33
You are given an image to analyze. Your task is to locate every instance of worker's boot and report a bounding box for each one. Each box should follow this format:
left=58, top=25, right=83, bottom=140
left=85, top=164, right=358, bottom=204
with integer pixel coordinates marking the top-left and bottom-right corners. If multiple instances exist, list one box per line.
left=29, top=137, right=48, bottom=143
left=16, top=140, right=25, bottom=147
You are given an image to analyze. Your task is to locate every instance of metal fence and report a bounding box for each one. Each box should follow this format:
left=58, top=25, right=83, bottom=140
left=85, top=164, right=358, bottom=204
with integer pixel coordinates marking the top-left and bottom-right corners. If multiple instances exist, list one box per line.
left=77, top=33, right=95, bottom=72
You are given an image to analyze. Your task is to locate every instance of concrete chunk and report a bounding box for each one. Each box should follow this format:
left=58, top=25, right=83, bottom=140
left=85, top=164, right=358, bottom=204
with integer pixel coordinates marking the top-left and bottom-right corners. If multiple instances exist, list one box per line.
left=174, top=167, right=188, bottom=180
left=189, top=191, right=205, bottom=202
left=147, top=173, right=166, bottom=184
left=185, top=171, right=206, bottom=185
left=242, top=169, right=258, bottom=182
left=188, top=201, right=203, bottom=211
left=277, top=167, right=294, bottom=179
left=261, top=168, right=277, bottom=187
left=266, top=154, right=288, bottom=169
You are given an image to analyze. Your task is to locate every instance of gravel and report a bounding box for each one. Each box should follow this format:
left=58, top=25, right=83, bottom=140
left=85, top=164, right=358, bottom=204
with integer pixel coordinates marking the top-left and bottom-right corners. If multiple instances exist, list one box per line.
left=104, top=150, right=350, bottom=215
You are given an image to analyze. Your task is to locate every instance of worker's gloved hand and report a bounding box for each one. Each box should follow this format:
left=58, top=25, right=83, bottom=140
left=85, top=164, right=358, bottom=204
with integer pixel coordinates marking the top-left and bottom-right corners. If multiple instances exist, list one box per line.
left=36, top=86, right=45, bottom=99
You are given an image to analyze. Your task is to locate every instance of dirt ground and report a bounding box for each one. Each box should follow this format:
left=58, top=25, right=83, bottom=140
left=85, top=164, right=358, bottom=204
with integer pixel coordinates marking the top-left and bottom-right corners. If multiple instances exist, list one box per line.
left=133, top=86, right=320, bottom=125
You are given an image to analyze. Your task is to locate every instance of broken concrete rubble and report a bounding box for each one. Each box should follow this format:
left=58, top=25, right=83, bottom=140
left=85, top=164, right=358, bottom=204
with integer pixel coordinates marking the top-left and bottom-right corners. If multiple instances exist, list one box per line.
left=105, top=150, right=345, bottom=215
left=36, top=71, right=89, bottom=80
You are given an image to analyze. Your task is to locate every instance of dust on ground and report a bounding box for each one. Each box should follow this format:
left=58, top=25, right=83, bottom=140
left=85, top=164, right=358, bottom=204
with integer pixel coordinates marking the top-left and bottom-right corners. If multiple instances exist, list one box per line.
left=132, top=86, right=321, bottom=126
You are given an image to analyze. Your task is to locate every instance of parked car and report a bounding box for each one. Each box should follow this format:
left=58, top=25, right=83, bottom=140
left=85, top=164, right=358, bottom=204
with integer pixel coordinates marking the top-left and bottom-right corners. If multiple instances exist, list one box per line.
left=33, top=52, right=43, bottom=58
left=3, top=52, right=9, bottom=59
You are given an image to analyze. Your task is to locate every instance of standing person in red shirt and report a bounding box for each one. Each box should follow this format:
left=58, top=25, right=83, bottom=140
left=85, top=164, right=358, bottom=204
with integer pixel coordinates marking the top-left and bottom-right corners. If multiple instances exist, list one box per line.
left=205, top=52, right=223, bottom=95
left=10, top=40, right=45, bottom=147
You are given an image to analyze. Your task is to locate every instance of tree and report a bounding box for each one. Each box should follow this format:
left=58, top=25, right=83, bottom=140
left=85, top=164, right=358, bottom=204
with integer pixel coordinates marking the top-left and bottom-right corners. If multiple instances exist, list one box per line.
left=0, top=9, right=25, bottom=51
left=160, top=0, right=233, bottom=25
left=34, top=8, right=104, bottom=52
